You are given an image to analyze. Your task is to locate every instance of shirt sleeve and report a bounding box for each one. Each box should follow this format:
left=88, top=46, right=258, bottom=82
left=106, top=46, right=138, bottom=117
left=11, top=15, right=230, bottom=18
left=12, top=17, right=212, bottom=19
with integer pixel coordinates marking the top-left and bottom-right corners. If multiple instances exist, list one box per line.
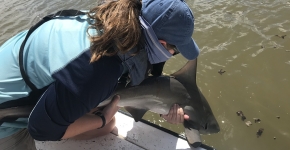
left=49, top=54, right=123, bottom=124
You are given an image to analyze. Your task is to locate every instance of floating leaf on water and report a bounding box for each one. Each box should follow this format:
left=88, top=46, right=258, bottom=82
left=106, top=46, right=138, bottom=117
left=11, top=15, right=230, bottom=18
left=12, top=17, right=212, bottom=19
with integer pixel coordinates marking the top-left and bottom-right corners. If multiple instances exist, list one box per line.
left=257, top=128, right=264, bottom=138
left=253, top=118, right=261, bottom=123
left=236, top=111, right=243, bottom=116
left=218, top=69, right=226, bottom=75
left=245, top=121, right=252, bottom=126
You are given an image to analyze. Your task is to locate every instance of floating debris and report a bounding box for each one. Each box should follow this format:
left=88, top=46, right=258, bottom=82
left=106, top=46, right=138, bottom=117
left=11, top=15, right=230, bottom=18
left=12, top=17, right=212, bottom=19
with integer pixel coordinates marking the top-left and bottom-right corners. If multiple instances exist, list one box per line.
left=257, top=128, right=264, bottom=138
left=286, top=50, right=290, bottom=52
left=253, top=118, right=261, bottom=123
left=236, top=111, right=243, bottom=116
left=218, top=69, right=226, bottom=75
left=276, top=116, right=280, bottom=119
left=275, top=35, right=287, bottom=39
left=245, top=121, right=252, bottom=127
left=236, top=111, right=246, bottom=121
left=241, top=115, right=246, bottom=121
left=261, top=46, right=264, bottom=48
left=274, top=137, right=276, bottom=140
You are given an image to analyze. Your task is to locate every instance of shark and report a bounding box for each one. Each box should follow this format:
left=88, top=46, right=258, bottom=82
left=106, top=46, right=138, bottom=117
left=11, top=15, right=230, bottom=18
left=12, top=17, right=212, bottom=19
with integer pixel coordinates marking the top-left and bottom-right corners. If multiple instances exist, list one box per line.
left=0, top=59, right=219, bottom=148
left=98, top=59, right=220, bottom=148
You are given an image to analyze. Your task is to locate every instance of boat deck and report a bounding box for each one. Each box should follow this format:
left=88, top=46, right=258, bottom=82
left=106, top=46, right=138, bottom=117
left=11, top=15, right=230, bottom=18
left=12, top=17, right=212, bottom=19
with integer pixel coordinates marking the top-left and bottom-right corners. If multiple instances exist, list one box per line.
left=35, top=112, right=212, bottom=150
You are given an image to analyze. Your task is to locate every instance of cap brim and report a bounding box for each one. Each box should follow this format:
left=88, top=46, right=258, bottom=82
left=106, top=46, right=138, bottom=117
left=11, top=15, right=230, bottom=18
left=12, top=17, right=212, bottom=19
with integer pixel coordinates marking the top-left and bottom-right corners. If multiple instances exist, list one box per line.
left=176, top=38, right=200, bottom=60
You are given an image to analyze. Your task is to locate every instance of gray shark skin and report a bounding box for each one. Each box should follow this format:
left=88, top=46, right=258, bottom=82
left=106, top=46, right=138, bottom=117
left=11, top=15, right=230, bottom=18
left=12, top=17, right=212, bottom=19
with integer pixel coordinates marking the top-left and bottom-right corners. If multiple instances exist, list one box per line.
left=0, top=106, right=33, bottom=125
left=98, top=59, right=220, bottom=148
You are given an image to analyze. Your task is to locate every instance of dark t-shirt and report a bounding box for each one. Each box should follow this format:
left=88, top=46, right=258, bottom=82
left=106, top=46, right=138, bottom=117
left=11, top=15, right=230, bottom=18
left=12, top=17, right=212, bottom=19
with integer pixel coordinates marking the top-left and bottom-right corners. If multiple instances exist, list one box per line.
left=28, top=51, right=123, bottom=141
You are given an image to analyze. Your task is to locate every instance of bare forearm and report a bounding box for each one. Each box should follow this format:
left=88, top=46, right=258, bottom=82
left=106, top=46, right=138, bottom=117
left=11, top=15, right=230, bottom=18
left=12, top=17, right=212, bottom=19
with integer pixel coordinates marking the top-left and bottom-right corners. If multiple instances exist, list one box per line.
left=61, top=95, right=120, bottom=139
left=61, top=114, right=103, bottom=139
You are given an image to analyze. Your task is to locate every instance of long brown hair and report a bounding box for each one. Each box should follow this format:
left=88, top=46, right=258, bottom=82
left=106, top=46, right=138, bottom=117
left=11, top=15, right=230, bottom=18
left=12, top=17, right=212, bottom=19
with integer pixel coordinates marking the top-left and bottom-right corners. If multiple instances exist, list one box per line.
left=87, top=0, right=142, bottom=62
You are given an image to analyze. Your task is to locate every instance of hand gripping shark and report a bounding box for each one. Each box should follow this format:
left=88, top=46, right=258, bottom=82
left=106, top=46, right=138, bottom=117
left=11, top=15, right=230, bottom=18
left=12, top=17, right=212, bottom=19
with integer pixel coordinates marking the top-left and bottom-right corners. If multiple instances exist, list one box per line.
left=98, top=59, right=220, bottom=148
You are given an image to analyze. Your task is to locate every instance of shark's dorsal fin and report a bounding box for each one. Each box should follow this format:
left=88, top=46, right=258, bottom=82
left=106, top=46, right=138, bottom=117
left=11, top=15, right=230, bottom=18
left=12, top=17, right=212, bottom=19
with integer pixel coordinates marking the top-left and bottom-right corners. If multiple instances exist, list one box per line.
left=124, top=106, right=148, bottom=122
left=171, top=59, right=203, bottom=107
left=174, top=59, right=220, bottom=134
left=171, top=59, right=197, bottom=87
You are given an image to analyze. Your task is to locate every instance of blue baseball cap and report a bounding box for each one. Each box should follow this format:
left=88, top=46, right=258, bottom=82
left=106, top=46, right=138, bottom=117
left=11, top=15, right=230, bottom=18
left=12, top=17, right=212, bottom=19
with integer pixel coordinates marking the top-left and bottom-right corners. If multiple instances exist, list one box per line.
left=141, top=0, right=200, bottom=60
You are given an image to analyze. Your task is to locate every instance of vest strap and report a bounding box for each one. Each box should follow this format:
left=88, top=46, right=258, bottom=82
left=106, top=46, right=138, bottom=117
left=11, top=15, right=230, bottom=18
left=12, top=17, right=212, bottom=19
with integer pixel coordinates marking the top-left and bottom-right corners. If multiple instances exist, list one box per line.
left=19, top=9, right=85, bottom=91
left=0, top=10, right=86, bottom=124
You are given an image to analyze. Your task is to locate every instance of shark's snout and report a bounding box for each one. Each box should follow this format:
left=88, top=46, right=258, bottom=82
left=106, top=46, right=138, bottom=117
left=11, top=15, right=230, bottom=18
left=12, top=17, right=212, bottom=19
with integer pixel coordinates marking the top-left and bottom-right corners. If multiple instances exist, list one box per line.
left=184, top=106, right=219, bottom=134
left=199, top=120, right=220, bottom=134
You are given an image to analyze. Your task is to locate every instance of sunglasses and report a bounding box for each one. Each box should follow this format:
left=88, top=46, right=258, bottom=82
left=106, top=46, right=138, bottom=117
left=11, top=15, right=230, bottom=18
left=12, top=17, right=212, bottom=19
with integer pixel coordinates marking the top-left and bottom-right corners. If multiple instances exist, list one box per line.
left=167, top=43, right=180, bottom=55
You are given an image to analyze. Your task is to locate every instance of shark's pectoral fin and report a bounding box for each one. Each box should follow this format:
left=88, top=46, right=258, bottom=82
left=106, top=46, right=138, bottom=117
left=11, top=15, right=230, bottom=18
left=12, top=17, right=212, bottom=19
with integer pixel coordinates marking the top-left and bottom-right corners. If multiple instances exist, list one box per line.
left=124, top=106, right=148, bottom=122
left=185, top=127, right=202, bottom=148
left=184, top=120, right=202, bottom=148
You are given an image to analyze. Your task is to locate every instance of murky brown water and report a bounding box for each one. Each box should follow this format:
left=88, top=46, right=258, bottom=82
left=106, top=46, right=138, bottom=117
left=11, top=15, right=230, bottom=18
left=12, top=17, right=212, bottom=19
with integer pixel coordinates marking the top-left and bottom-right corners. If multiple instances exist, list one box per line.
left=1, top=0, right=289, bottom=149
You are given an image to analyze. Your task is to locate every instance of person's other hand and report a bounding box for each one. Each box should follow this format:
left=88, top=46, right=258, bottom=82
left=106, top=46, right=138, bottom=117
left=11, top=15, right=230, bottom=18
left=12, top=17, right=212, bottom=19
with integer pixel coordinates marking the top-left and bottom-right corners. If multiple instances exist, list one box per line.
left=102, top=95, right=120, bottom=125
left=161, top=104, right=189, bottom=124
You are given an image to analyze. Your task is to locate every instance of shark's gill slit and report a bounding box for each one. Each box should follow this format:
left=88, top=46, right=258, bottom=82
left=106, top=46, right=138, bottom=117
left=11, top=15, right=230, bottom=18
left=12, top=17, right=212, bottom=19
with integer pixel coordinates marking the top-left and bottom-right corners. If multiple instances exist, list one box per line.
left=204, top=123, right=208, bottom=130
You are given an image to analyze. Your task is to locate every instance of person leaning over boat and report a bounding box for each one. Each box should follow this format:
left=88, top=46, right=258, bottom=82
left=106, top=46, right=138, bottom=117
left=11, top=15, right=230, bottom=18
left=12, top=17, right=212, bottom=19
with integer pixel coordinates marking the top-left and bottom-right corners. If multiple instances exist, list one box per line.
left=0, top=0, right=199, bottom=149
